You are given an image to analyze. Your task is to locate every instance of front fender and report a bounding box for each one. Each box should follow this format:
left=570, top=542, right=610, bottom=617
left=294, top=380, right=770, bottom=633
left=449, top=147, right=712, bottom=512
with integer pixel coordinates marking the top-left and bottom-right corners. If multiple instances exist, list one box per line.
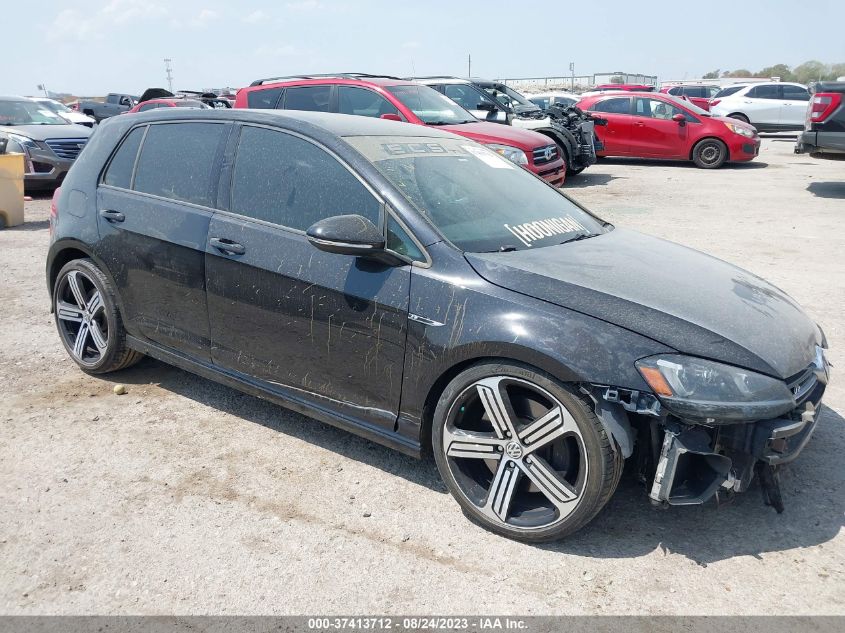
left=397, top=243, right=674, bottom=445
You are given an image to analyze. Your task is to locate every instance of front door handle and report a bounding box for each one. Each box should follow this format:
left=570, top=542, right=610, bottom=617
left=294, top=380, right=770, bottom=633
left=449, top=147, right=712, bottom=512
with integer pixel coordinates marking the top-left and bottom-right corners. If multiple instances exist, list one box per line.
left=209, top=237, right=246, bottom=255
left=99, top=209, right=125, bottom=223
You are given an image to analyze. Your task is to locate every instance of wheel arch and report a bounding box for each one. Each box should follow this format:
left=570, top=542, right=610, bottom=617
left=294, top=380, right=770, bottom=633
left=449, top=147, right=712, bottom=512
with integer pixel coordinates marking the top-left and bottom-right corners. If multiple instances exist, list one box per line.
left=47, top=240, right=123, bottom=313
left=416, top=348, right=586, bottom=458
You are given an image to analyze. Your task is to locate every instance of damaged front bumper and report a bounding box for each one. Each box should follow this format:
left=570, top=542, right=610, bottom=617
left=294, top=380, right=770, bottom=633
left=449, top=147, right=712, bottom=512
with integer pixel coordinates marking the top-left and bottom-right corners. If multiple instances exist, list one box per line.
left=650, top=400, right=821, bottom=508
left=648, top=375, right=826, bottom=511
left=591, top=355, right=829, bottom=513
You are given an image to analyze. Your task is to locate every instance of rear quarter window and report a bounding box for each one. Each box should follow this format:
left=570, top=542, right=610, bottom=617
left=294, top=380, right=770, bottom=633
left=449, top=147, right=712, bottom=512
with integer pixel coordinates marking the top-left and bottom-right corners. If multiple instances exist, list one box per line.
left=132, top=122, right=225, bottom=207
left=102, top=126, right=145, bottom=189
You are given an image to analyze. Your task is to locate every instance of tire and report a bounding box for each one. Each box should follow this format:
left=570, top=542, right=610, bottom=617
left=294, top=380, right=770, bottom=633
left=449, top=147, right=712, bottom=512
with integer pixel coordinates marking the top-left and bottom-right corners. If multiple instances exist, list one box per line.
left=692, top=138, right=728, bottom=169
left=566, top=165, right=586, bottom=177
left=728, top=113, right=750, bottom=124
left=53, top=258, right=143, bottom=374
left=432, top=362, right=622, bottom=542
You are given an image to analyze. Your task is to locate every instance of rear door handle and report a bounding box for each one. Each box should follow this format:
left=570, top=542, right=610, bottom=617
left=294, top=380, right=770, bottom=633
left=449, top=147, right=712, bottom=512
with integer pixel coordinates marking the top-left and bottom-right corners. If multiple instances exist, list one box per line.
left=99, top=209, right=125, bottom=223
left=209, top=237, right=246, bottom=255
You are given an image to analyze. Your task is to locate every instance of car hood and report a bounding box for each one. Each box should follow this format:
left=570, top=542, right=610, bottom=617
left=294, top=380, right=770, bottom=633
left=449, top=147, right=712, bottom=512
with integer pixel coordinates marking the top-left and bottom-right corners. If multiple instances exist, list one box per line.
left=441, top=121, right=549, bottom=150
left=466, top=228, right=820, bottom=379
left=6, top=124, right=92, bottom=141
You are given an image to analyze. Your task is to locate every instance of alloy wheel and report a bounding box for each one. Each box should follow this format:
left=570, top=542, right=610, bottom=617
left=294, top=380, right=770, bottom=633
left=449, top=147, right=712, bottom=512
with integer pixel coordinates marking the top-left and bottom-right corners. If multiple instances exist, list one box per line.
left=55, top=270, right=109, bottom=366
left=442, top=376, right=588, bottom=531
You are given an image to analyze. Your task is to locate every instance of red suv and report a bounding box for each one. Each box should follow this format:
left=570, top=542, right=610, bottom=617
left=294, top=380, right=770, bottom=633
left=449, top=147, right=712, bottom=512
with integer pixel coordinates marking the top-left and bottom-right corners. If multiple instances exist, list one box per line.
left=577, top=91, right=760, bottom=169
left=235, top=74, right=566, bottom=185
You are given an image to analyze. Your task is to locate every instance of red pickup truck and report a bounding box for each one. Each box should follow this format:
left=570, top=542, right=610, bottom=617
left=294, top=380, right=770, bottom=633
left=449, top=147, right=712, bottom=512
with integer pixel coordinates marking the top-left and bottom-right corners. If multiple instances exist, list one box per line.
left=235, top=74, right=566, bottom=186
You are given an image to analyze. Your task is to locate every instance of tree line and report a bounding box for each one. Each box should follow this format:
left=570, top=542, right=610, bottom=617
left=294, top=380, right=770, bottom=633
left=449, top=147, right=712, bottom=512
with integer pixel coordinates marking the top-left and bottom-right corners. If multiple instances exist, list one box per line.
left=702, top=61, right=845, bottom=83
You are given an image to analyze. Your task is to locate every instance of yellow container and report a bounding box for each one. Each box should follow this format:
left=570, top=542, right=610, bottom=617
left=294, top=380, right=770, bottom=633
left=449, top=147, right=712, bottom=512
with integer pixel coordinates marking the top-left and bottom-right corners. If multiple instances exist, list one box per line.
left=0, top=153, right=25, bottom=228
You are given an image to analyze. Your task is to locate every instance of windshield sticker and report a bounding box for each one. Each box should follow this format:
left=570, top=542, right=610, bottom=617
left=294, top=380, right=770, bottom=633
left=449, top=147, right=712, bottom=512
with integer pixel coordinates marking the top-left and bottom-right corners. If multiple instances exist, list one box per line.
left=504, top=216, right=587, bottom=247
left=462, top=145, right=514, bottom=169
left=381, top=142, right=451, bottom=156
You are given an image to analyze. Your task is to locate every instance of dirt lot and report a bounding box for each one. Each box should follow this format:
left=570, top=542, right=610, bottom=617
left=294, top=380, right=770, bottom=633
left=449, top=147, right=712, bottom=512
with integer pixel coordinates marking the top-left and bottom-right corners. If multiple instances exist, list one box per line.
left=1, top=136, right=843, bottom=615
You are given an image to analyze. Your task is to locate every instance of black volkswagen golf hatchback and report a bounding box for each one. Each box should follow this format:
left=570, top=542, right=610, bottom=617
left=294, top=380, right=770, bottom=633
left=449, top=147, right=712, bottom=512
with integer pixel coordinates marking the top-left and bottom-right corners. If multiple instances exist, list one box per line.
left=47, top=109, right=829, bottom=541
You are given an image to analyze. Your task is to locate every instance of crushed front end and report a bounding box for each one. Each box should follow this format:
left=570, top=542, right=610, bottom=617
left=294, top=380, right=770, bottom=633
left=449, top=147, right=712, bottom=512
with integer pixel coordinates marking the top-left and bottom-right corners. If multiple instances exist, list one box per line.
left=591, top=346, right=830, bottom=512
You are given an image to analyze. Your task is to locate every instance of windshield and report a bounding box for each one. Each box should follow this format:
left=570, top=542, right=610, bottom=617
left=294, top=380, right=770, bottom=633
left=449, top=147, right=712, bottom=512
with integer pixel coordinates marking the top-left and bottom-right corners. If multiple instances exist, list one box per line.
left=0, top=100, right=69, bottom=125
left=346, top=136, right=606, bottom=252
left=386, top=85, right=476, bottom=125
left=663, top=94, right=710, bottom=117
left=38, top=99, right=72, bottom=113
left=483, top=84, right=541, bottom=112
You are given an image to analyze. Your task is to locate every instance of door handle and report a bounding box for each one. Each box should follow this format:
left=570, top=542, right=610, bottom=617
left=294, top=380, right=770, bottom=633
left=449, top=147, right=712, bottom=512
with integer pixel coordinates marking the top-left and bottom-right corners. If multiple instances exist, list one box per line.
left=209, top=237, right=246, bottom=255
left=99, top=209, right=125, bottom=222
left=634, top=122, right=645, bottom=127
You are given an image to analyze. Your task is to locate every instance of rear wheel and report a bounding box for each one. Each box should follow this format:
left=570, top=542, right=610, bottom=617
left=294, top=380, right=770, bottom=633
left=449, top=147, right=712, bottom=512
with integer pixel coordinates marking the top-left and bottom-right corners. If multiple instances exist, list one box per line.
left=432, top=362, right=622, bottom=542
left=692, top=138, right=728, bottom=169
left=728, top=113, right=750, bottom=124
left=53, top=259, right=143, bottom=374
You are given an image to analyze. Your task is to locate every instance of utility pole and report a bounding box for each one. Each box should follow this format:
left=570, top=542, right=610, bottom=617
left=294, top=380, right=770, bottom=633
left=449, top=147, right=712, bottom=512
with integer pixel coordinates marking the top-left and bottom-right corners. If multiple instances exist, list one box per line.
left=569, top=62, right=575, bottom=90
left=164, top=58, right=174, bottom=92
left=468, top=54, right=471, bottom=78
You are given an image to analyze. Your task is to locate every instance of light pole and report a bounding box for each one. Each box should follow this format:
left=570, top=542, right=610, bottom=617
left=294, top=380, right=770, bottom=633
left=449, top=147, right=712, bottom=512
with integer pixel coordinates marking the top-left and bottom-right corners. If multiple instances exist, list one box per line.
left=569, top=62, right=575, bottom=90
left=164, top=58, right=174, bottom=93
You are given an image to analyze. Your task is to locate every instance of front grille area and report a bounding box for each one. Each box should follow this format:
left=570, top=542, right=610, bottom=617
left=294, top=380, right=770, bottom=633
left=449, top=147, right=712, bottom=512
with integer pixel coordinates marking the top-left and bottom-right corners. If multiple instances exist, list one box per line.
left=532, top=144, right=559, bottom=165
left=45, top=138, right=88, bottom=160
left=787, top=363, right=820, bottom=407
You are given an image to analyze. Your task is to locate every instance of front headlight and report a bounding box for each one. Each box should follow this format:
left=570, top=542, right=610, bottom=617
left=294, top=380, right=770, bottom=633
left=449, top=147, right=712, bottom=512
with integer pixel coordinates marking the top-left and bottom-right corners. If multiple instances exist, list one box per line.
left=723, top=121, right=755, bottom=138
left=485, top=143, right=529, bottom=166
left=4, top=133, right=39, bottom=155
left=636, top=354, right=794, bottom=423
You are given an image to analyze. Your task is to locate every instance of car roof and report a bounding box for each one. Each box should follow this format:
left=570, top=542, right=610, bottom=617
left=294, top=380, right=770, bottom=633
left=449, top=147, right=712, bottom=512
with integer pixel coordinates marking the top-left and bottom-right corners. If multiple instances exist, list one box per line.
left=0, top=95, right=37, bottom=102
left=529, top=91, right=579, bottom=98
left=120, top=108, right=457, bottom=139
left=247, top=74, right=412, bottom=88
left=408, top=76, right=472, bottom=85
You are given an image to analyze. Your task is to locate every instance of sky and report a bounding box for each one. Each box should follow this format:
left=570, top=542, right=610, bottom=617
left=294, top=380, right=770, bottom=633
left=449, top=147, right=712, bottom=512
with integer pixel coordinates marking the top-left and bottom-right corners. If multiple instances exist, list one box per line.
left=9, top=0, right=845, bottom=96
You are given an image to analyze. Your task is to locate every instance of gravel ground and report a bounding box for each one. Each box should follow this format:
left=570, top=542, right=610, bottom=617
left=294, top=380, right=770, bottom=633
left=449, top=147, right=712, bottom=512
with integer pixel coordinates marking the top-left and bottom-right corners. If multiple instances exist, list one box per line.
left=1, top=136, right=843, bottom=615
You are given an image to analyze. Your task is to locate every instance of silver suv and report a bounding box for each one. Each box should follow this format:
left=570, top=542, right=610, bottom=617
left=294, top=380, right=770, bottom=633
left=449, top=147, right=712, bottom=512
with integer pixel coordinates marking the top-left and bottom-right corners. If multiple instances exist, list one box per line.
left=0, top=95, right=92, bottom=190
left=709, top=82, right=810, bottom=132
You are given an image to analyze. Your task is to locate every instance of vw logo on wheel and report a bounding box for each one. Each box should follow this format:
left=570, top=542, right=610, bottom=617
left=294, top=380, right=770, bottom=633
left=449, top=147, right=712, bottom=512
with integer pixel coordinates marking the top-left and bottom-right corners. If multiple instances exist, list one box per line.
left=505, top=441, right=523, bottom=459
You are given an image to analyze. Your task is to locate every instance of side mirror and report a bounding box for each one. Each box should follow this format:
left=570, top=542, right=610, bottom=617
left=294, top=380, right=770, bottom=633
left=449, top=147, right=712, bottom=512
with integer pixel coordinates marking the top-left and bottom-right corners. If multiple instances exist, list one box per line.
left=380, top=113, right=402, bottom=122
left=306, top=214, right=385, bottom=256
left=672, top=113, right=687, bottom=126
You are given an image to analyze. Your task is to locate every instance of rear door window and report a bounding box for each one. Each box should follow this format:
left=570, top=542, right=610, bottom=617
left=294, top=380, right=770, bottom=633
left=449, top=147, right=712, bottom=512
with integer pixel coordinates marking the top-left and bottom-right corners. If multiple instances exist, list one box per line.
left=591, top=97, right=631, bottom=114
left=103, top=126, right=145, bottom=189
left=282, top=86, right=332, bottom=112
left=713, top=85, right=746, bottom=98
left=247, top=87, right=283, bottom=108
left=337, top=86, right=400, bottom=118
left=132, top=122, right=225, bottom=207
left=229, top=125, right=381, bottom=231
left=748, top=84, right=781, bottom=99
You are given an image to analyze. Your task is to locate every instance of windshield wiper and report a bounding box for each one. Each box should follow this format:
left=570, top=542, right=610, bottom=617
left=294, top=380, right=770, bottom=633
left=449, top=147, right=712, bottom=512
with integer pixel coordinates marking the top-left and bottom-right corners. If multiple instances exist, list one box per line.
left=425, top=120, right=459, bottom=126
left=559, top=232, right=599, bottom=245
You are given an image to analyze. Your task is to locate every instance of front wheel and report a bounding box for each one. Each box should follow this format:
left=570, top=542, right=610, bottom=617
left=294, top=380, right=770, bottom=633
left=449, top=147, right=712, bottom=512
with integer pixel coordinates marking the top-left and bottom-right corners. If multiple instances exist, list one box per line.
left=692, top=138, right=728, bottom=169
left=432, top=362, right=622, bottom=542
